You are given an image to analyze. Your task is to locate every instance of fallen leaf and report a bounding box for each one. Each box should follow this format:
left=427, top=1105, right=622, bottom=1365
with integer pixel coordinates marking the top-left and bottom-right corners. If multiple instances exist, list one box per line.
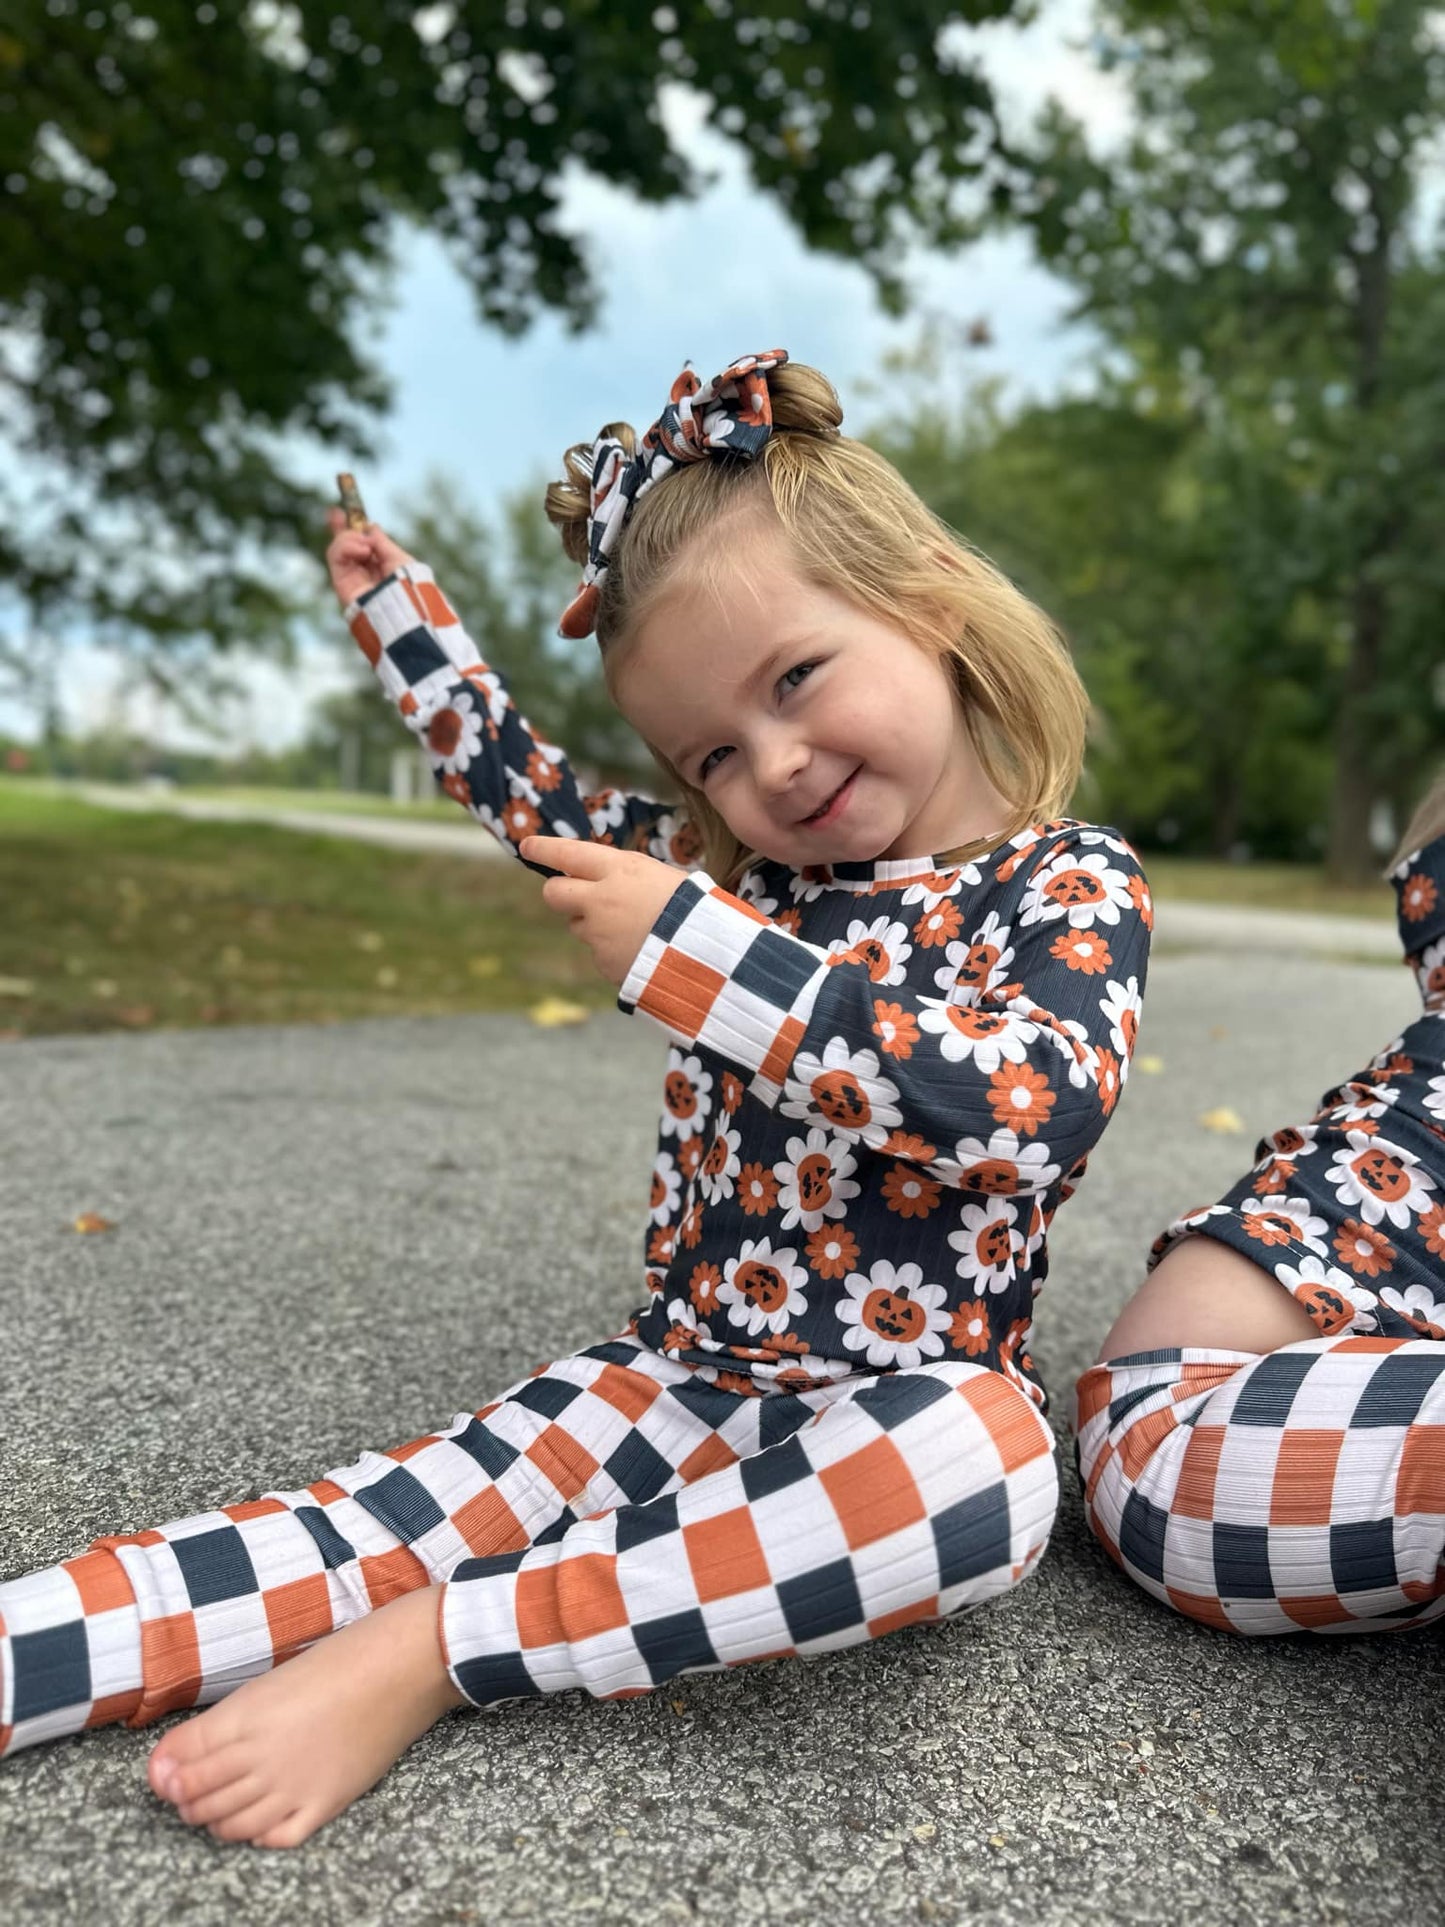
left=529, top=997, right=589, bottom=1028
left=0, top=976, right=34, bottom=997
left=912, top=1822, right=937, bottom=1842
left=1209, top=1025, right=1229, bottom=1041
left=468, top=954, right=502, bottom=979
left=1198, top=1106, right=1246, bottom=1135
left=117, top=1005, right=156, bottom=1028
left=375, top=966, right=398, bottom=989
left=356, top=931, right=384, bottom=952
left=1136, top=1054, right=1165, bottom=1075
left=73, top=1212, right=115, bottom=1235
left=91, top=978, right=118, bottom=999
left=670, top=1698, right=687, bottom=1715
left=988, top=1834, right=1007, bottom=1849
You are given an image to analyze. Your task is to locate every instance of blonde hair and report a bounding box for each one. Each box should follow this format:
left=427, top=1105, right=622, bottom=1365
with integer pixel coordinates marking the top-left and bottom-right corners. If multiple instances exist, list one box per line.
left=1391, top=770, right=1445, bottom=872
left=544, top=361, right=1089, bottom=891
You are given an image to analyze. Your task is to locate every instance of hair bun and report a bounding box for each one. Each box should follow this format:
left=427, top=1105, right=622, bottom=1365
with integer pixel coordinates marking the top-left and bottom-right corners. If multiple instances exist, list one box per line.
left=766, top=361, right=844, bottom=437
left=544, top=420, right=639, bottom=566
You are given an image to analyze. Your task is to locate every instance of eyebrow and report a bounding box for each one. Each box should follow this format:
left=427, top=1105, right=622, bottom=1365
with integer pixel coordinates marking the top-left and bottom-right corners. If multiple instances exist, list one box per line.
left=669, top=643, right=796, bottom=772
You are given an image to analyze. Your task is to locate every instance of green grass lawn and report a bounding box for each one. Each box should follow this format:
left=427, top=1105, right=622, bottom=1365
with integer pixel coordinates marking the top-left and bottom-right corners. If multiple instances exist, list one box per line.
left=173, top=783, right=458, bottom=820
left=0, top=778, right=1398, bottom=1040
left=0, top=779, right=606, bottom=1039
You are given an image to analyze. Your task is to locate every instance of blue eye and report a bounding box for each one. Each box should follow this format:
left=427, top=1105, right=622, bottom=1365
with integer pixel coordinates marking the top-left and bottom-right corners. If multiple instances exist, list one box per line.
left=695, top=661, right=818, bottom=782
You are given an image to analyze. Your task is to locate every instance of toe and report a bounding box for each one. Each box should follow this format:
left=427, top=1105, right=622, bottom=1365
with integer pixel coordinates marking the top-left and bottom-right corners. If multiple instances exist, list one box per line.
left=253, top=1808, right=318, bottom=1850
left=152, top=1737, right=254, bottom=1809
left=207, top=1791, right=296, bottom=1846
left=178, top=1773, right=267, bottom=1829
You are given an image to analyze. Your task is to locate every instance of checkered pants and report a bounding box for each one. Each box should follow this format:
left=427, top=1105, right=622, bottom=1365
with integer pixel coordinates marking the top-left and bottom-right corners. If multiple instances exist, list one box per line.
left=0, top=1336, right=1057, bottom=1756
left=1075, top=1336, right=1445, bottom=1633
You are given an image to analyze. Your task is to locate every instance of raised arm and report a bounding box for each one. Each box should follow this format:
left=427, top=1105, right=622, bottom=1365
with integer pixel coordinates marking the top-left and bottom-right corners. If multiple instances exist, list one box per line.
left=327, top=517, right=700, bottom=872
left=615, top=826, right=1152, bottom=1196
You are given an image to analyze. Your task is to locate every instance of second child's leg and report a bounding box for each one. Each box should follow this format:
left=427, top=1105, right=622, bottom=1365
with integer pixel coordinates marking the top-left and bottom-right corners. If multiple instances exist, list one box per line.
left=1074, top=811, right=1445, bottom=1632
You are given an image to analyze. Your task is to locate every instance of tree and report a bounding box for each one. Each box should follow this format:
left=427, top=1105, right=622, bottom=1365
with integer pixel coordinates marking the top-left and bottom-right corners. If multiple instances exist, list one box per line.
left=1014, top=0, right=1445, bottom=878
left=0, top=0, right=1028, bottom=701
left=873, top=345, right=1336, bottom=860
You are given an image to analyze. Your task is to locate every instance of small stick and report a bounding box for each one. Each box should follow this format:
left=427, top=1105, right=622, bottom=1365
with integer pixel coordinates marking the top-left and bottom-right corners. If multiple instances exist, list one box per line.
left=336, top=471, right=370, bottom=531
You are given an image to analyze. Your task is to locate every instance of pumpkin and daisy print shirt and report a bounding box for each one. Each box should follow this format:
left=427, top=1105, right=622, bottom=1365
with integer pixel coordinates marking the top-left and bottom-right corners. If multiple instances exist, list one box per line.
left=345, top=559, right=1153, bottom=1411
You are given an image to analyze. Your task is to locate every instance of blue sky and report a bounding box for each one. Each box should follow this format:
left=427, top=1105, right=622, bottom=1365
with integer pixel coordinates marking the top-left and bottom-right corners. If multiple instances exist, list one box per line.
left=20, top=0, right=1129, bottom=751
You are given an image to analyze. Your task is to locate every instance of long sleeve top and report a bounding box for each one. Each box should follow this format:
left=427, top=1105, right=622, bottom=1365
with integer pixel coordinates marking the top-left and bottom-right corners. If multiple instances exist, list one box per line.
left=345, top=560, right=1153, bottom=1409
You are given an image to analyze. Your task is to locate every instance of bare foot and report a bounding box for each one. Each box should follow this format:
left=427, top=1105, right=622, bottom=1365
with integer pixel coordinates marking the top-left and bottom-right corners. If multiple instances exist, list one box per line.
left=146, top=1584, right=467, bottom=1847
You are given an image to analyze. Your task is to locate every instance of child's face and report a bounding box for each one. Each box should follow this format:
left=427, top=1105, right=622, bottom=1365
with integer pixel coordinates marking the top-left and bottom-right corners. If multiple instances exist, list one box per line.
left=613, top=528, right=1000, bottom=870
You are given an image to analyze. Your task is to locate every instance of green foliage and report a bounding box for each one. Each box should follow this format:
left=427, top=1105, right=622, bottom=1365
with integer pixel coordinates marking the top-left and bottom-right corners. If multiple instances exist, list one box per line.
left=1004, top=0, right=1445, bottom=874
left=0, top=0, right=1024, bottom=682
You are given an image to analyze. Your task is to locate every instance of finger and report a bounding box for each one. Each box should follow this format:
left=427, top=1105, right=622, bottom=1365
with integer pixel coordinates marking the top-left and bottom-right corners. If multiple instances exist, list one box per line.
left=325, top=507, right=346, bottom=534
left=521, top=835, right=621, bottom=878
left=540, top=875, right=588, bottom=916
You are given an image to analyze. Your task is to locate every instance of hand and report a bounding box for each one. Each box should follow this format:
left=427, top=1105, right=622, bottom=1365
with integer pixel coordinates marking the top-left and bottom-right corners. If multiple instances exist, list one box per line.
left=522, top=835, right=684, bottom=989
left=323, top=507, right=417, bottom=610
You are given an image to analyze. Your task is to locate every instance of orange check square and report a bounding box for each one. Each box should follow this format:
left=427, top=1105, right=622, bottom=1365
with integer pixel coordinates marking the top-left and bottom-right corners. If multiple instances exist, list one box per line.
left=683, top=1508, right=771, bottom=1604
left=819, top=1436, right=925, bottom=1550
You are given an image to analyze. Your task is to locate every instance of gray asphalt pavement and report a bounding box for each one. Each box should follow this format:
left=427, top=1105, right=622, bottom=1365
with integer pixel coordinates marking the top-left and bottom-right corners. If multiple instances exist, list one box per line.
left=1, top=951, right=1440, bottom=1925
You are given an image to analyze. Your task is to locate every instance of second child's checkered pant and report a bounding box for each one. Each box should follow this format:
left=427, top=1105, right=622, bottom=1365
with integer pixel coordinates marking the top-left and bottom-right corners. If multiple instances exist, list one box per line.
left=1075, top=1337, right=1445, bottom=1633
left=0, top=1336, right=1057, bottom=1756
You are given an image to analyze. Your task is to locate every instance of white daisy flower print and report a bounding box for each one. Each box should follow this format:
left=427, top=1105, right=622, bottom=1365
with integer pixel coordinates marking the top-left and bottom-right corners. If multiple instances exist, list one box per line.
left=936, top=912, right=1016, bottom=1002
left=1424, top=1072, right=1445, bottom=1123
left=1379, top=1282, right=1445, bottom=1337
left=1326, top=1083, right=1400, bottom=1127
left=421, top=690, right=484, bottom=774
left=826, top=915, right=913, bottom=987
left=1042, top=1015, right=1095, bottom=1090
left=901, top=869, right=974, bottom=914
left=1019, top=851, right=1135, bottom=929
left=649, top=1151, right=682, bottom=1227
left=836, top=1261, right=951, bottom=1368
left=787, top=868, right=833, bottom=905
left=947, top=1199, right=1024, bottom=1293
left=1238, top=1194, right=1330, bottom=1256
left=583, top=789, right=629, bottom=835
left=660, top=1052, right=714, bottom=1142
left=461, top=664, right=509, bottom=730
left=697, top=1123, right=743, bottom=1206
left=1324, top=1131, right=1436, bottom=1229
left=1097, top=977, right=1142, bottom=1061
left=718, top=1238, right=809, bottom=1337
left=781, top=1037, right=903, bottom=1143
left=772, top=1129, right=861, bottom=1232
left=916, top=1003, right=1036, bottom=1073
left=944, top=1130, right=1062, bottom=1199
left=1273, top=1257, right=1380, bottom=1335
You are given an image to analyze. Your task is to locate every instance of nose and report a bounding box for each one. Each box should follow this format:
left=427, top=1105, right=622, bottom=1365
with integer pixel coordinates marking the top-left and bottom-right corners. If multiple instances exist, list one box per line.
left=754, top=726, right=810, bottom=803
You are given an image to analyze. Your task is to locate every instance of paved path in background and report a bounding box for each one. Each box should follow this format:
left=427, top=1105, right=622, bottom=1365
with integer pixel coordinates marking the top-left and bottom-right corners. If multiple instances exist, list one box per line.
left=0, top=954, right=1439, bottom=1926
left=74, top=783, right=1399, bottom=960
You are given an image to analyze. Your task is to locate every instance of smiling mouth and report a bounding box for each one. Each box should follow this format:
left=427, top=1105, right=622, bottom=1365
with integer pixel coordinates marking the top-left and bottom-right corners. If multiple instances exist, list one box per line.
left=799, top=768, right=860, bottom=827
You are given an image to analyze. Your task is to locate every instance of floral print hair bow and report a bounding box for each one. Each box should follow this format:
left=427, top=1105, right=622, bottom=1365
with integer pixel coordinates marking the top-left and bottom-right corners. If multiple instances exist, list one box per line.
left=558, top=349, right=788, bottom=640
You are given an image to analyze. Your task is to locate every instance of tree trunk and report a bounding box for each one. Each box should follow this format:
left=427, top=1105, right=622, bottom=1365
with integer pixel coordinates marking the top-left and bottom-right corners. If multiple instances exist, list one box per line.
left=1325, top=573, right=1386, bottom=884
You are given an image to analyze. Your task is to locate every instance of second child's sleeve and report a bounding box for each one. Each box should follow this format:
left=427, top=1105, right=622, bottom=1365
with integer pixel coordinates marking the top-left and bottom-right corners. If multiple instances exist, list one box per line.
left=345, top=561, right=704, bottom=872
left=616, top=826, right=1152, bottom=1197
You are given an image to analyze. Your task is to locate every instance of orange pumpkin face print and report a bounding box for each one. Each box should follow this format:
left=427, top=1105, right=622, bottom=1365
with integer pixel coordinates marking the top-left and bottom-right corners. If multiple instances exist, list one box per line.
left=837, top=1261, right=949, bottom=1368
left=1327, top=1130, right=1434, bottom=1229
left=948, top=1200, right=1022, bottom=1291
left=783, top=1041, right=902, bottom=1147
left=660, top=1053, right=713, bottom=1144
left=718, top=1239, right=808, bottom=1337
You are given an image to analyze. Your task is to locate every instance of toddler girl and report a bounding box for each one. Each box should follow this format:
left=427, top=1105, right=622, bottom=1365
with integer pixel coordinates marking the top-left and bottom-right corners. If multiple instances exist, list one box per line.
left=0, top=352, right=1150, bottom=1845
left=1077, top=778, right=1445, bottom=1632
